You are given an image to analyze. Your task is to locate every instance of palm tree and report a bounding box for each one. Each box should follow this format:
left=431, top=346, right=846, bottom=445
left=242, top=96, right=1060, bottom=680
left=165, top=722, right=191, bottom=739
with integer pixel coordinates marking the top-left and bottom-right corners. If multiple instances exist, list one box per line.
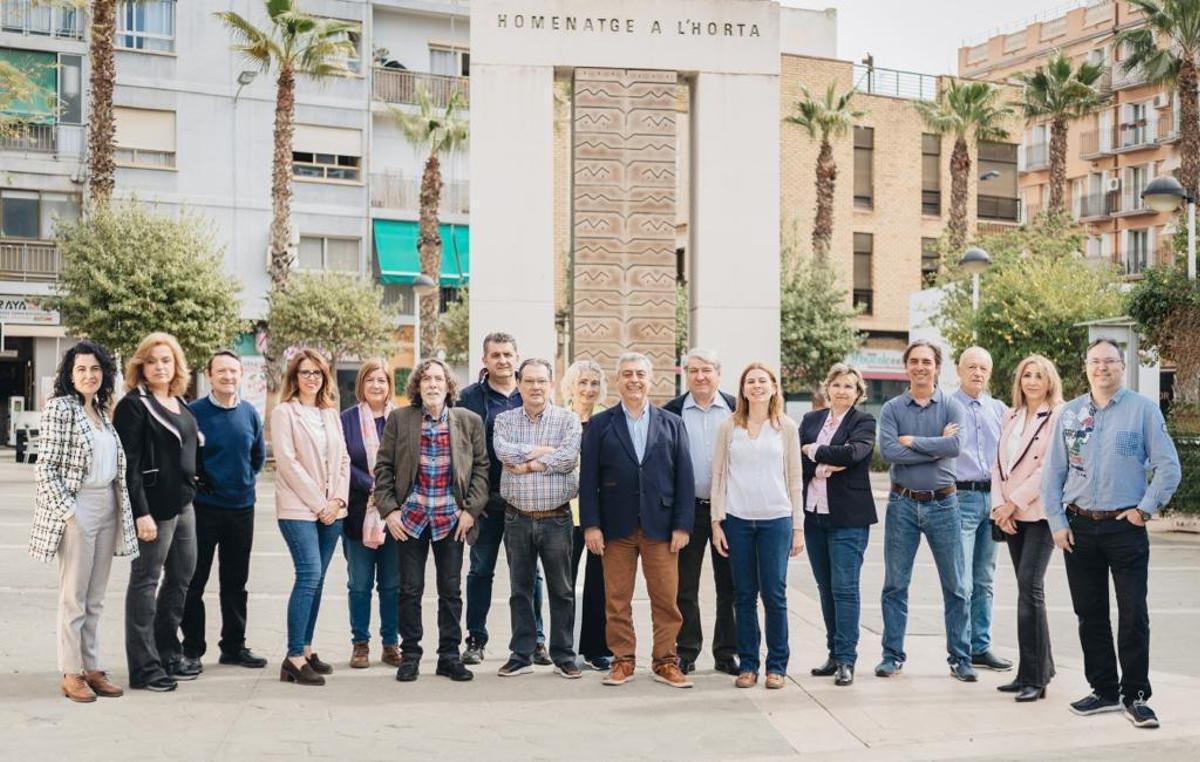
left=87, top=0, right=117, bottom=207
left=216, top=0, right=358, bottom=291
left=914, top=80, right=1013, bottom=254
left=1117, top=0, right=1200, bottom=199
left=1015, top=51, right=1106, bottom=214
left=390, top=86, right=468, bottom=359
left=784, top=84, right=864, bottom=262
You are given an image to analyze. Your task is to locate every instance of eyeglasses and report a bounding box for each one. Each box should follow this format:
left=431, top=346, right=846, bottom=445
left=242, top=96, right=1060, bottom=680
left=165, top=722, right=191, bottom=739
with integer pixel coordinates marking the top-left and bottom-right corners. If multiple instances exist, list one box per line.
left=1086, top=359, right=1123, bottom=368
left=297, top=369, right=324, bottom=379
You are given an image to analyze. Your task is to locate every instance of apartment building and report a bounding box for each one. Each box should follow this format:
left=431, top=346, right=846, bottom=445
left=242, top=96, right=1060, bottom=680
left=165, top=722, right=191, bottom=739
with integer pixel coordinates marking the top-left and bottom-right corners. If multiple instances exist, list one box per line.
left=959, top=0, right=1177, bottom=278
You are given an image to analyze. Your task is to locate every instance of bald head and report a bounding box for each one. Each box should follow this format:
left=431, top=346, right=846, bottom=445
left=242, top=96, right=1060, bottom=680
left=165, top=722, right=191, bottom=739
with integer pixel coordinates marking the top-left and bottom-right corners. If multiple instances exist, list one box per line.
left=957, top=346, right=993, bottom=398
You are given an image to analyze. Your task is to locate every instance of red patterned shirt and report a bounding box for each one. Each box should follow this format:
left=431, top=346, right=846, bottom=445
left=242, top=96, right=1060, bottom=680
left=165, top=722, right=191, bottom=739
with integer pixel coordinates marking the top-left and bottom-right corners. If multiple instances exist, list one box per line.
left=400, top=407, right=458, bottom=540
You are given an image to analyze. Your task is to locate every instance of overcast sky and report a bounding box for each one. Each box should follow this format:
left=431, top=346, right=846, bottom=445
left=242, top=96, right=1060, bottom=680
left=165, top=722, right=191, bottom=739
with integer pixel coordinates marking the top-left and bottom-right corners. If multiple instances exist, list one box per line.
left=783, top=0, right=1082, bottom=75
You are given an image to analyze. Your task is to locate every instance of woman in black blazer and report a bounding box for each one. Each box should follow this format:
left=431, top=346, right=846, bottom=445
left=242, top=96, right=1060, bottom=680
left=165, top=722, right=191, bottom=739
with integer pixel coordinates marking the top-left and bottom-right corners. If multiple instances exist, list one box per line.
left=799, top=363, right=877, bottom=687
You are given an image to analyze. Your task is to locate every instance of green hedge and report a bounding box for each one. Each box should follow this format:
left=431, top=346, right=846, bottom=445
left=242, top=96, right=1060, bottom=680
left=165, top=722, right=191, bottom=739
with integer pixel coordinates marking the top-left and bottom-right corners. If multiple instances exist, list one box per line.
left=1166, top=436, right=1200, bottom=516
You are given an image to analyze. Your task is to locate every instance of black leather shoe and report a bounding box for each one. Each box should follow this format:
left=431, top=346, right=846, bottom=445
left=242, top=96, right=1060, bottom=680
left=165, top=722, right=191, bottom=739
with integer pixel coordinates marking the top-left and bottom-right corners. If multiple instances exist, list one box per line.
left=532, top=644, right=553, bottom=666
left=132, top=675, right=178, bottom=692
left=714, top=659, right=740, bottom=677
left=168, top=658, right=200, bottom=681
left=436, top=659, right=474, bottom=682
left=1016, top=685, right=1046, bottom=702
left=219, top=648, right=268, bottom=669
left=811, top=657, right=838, bottom=677
left=834, top=663, right=855, bottom=686
left=678, top=658, right=695, bottom=675
left=279, top=659, right=324, bottom=686
left=306, top=653, right=333, bottom=675
left=997, top=679, right=1024, bottom=693
left=395, top=659, right=420, bottom=682
left=971, top=651, right=1013, bottom=671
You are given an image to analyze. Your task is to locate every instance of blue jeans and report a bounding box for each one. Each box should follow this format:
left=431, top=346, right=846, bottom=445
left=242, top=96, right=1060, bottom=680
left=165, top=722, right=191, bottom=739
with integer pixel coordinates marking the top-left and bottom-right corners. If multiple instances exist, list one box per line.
left=504, top=512, right=576, bottom=665
left=278, top=518, right=342, bottom=658
left=343, top=534, right=400, bottom=645
left=957, top=489, right=997, bottom=655
left=880, top=493, right=970, bottom=666
left=804, top=513, right=869, bottom=666
left=723, top=514, right=792, bottom=675
left=465, top=500, right=544, bottom=646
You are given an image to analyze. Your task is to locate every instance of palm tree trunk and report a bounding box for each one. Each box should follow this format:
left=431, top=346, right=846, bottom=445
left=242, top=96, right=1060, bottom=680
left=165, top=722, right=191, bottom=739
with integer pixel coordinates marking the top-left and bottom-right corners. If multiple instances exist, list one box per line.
left=948, top=136, right=971, bottom=253
left=87, top=0, right=116, bottom=208
left=418, top=153, right=444, bottom=359
left=268, top=64, right=296, bottom=291
left=812, top=138, right=836, bottom=263
left=1048, top=116, right=1068, bottom=214
left=1179, top=58, right=1199, bottom=202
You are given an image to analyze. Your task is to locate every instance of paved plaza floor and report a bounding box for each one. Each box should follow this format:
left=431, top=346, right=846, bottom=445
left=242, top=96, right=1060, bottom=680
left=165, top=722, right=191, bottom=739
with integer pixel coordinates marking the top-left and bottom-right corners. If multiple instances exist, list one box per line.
left=2, top=453, right=1199, bottom=760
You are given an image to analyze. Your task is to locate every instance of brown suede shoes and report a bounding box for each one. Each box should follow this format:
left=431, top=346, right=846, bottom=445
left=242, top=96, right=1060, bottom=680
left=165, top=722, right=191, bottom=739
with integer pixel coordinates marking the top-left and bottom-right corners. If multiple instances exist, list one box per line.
left=350, top=642, right=370, bottom=669
left=735, top=671, right=758, bottom=688
left=652, top=663, right=694, bottom=689
left=84, top=670, right=124, bottom=697
left=602, top=660, right=636, bottom=686
left=382, top=644, right=402, bottom=668
left=765, top=673, right=786, bottom=689
left=62, top=673, right=96, bottom=703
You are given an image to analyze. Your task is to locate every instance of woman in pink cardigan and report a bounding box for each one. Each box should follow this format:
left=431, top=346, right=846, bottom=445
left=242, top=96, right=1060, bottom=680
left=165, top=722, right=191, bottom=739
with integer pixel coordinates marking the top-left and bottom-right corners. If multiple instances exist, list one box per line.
left=271, top=349, right=350, bottom=686
left=990, top=354, right=1063, bottom=703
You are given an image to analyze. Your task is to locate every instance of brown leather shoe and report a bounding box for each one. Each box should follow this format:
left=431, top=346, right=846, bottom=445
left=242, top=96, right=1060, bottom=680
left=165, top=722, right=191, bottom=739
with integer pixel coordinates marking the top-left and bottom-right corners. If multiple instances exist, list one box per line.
left=602, top=660, right=635, bottom=686
left=350, top=642, right=369, bottom=669
left=84, top=670, right=124, bottom=697
left=735, top=671, right=758, bottom=688
left=765, top=672, right=786, bottom=689
left=653, top=663, right=694, bottom=689
left=62, top=673, right=96, bottom=703
left=381, top=644, right=402, bottom=667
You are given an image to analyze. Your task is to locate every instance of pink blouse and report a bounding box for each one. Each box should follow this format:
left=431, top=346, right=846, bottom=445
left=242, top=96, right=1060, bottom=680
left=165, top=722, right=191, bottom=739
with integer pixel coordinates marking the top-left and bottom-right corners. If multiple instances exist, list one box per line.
left=806, top=411, right=844, bottom=514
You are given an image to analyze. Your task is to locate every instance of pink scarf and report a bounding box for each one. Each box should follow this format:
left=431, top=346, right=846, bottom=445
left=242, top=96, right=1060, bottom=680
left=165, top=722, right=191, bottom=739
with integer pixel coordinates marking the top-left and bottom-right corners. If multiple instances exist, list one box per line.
left=358, top=400, right=395, bottom=474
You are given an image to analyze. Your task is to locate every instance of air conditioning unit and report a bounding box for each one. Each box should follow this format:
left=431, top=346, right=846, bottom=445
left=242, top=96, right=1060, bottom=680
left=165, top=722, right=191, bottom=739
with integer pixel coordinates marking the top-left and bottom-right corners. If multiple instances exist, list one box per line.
left=1153, top=93, right=1171, bottom=109
left=1106, top=177, right=1122, bottom=192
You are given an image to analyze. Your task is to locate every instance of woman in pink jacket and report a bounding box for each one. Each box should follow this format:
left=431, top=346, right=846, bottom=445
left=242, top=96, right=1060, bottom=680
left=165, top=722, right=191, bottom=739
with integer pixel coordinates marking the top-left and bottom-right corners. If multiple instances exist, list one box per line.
left=990, top=354, right=1063, bottom=703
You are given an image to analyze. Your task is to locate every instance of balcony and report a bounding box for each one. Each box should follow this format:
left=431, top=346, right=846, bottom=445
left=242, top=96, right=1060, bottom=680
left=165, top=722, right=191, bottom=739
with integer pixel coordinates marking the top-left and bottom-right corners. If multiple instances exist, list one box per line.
left=1022, top=142, right=1049, bottom=172
left=1158, top=110, right=1178, bottom=142
left=1078, top=190, right=1118, bottom=220
left=1079, top=128, right=1112, bottom=158
left=977, top=195, right=1020, bottom=223
left=0, top=239, right=59, bottom=281
left=1112, top=63, right=1149, bottom=91
left=373, top=68, right=470, bottom=109
left=0, top=0, right=83, bottom=39
left=0, top=122, right=85, bottom=156
left=371, top=173, right=469, bottom=216
left=1112, top=189, right=1156, bottom=217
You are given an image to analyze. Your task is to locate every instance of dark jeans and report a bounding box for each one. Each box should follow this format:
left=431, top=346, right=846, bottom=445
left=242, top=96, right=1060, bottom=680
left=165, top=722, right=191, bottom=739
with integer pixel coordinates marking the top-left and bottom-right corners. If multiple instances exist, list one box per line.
left=676, top=499, right=737, bottom=664
left=804, top=512, right=870, bottom=666
left=1006, top=519, right=1055, bottom=688
left=571, top=525, right=610, bottom=660
left=278, top=518, right=342, bottom=657
left=724, top=514, right=792, bottom=675
left=504, top=512, right=576, bottom=665
left=344, top=533, right=401, bottom=645
left=181, top=504, right=254, bottom=659
left=398, top=527, right=464, bottom=660
left=1064, top=514, right=1151, bottom=703
left=126, top=504, right=198, bottom=684
left=465, top=497, right=544, bottom=646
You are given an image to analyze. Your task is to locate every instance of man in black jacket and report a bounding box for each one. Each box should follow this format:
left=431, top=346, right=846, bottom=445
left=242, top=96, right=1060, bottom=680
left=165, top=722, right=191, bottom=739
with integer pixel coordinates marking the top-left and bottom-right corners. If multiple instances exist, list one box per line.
left=662, top=348, right=738, bottom=676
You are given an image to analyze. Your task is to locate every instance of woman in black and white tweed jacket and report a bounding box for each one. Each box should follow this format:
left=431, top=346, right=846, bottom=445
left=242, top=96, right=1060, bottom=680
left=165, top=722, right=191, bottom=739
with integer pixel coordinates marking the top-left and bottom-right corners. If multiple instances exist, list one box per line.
left=31, top=340, right=138, bottom=703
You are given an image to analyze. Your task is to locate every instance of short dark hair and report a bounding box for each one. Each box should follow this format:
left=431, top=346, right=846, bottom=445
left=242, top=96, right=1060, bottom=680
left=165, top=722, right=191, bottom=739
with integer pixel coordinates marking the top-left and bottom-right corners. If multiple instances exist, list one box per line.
left=405, top=358, right=459, bottom=407
left=903, top=339, right=943, bottom=369
left=516, top=358, right=553, bottom=381
left=206, top=349, right=241, bottom=372
left=482, top=332, right=518, bottom=354
left=1086, top=337, right=1123, bottom=357
left=54, top=340, right=118, bottom=411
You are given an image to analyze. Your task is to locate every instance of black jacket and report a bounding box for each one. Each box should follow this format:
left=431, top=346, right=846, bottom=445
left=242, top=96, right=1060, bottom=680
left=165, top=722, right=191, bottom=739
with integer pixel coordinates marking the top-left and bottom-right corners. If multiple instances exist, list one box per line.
left=113, top=387, right=199, bottom=521
left=799, top=406, right=878, bottom=528
left=662, top=390, right=737, bottom=418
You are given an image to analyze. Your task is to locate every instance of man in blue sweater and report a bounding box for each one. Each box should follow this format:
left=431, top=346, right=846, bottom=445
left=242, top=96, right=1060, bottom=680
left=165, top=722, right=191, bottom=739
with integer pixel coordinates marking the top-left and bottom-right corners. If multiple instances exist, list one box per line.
left=179, top=351, right=267, bottom=670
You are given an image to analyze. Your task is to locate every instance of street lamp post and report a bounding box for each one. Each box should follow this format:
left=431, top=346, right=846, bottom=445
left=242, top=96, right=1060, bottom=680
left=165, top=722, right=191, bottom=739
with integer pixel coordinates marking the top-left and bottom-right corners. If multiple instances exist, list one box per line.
left=1142, top=175, right=1196, bottom=281
left=958, top=247, right=991, bottom=342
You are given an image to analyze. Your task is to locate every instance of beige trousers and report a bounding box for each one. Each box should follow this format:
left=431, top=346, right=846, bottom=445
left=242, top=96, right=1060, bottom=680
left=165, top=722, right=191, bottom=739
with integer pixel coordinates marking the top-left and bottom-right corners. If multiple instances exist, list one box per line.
left=57, top=486, right=118, bottom=673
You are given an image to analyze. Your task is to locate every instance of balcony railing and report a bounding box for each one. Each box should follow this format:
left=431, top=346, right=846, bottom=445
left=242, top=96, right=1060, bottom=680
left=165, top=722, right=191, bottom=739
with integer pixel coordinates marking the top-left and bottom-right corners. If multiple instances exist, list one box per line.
left=1022, top=142, right=1049, bottom=171
left=0, top=123, right=85, bottom=156
left=1158, top=110, right=1178, bottom=142
left=0, top=239, right=60, bottom=281
left=0, top=0, right=83, bottom=38
left=1112, top=63, right=1148, bottom=91
left=1079, top=128, right=1112, bottom=158
left=852, top=64, right=938, bottom=100
left=1114, top=189, right=1156, bottom=216
left=1078, top=190, right=1118, bottom=219
left=977, top=195, right=1020, bottom=222
left=373, top=68, right=470, bottom=109
left=371, top=173, right=469, bottom=216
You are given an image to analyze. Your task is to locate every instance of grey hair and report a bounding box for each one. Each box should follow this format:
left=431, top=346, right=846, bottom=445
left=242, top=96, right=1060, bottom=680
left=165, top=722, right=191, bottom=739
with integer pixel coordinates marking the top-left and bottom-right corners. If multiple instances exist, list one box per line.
left=560, top=359, right=606, bottom=406
left=616, top=351, right=653, bottom=374
left=683, top=347, right=721, bottom=372
left=516, top=357, right=554, bottom=381
left=482, top=331, right=518, bottom=354
left=957, top=346, right=993, bottom=367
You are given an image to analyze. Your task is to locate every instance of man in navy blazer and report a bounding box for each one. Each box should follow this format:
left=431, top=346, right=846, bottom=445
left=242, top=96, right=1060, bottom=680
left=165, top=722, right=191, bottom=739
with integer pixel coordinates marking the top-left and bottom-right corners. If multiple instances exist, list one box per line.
left=580, top=352, right=696, bottom=689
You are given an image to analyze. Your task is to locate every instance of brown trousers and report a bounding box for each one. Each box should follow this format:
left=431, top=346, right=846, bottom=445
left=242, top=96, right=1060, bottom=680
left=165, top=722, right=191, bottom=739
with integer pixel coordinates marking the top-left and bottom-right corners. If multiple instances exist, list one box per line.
left=601, top=529, right=682, bottom=668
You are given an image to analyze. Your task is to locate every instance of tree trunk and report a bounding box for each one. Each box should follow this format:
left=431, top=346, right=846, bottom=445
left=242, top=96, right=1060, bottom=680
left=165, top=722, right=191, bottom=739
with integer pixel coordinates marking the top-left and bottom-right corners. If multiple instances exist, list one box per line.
left=948, top=136, right=971, bottom=254
left=1048, top=116, right=1068, bottom=214
left=812, top=138, right=836, bottom=263
left=87, top=0, right=116, bottom=208
left=418, top=153, right=444, bottom=360
left=1179, top=57, right=1199, bottom=204
left=268, top=65, right=296, bottom=291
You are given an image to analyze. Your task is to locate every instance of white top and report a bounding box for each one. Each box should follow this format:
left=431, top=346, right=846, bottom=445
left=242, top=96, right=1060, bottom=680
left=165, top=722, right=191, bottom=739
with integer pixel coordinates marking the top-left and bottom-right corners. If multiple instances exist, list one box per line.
left=1004, top=410, right=1027, bottom=472
left=725, top=424, right=792, bottom=521
left=83, top=417, right=119, bottom=488
left=299, top=404, right=328, bottom=457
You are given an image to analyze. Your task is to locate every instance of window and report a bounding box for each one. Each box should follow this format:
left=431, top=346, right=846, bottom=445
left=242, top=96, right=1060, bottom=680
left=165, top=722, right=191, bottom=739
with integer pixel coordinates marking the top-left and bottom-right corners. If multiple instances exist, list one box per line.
left=853, top=232, right=873, bottom=315
left=977, top=141, right=1019, bottom=221
left=1123, top=163, right=1154, bottom=211
left=0, top=190, right=79, bottom=239
left=293, top=124, right=362, bottom=182
left=328, top=26, right=362, bottom=74
left=113, top=107, right=176, bottom=168
left=1123, top=228, right=1153, bottom=275
left=298, top=236, right=360, bottom=273
left=1121, top=101, right=1151, bottom=147
left=853, top=126, right=873, bottom=210
left=921, top=237, right=940, bottom=287
left=430, top=45, right=469, bottom=77
left=1086, top=233, right=1113, bottom=262
left=117, top=0, right=175, bottom=53
left=921, top=133, right=941, bottom=216
left=57, top=53, right=82, bottom=124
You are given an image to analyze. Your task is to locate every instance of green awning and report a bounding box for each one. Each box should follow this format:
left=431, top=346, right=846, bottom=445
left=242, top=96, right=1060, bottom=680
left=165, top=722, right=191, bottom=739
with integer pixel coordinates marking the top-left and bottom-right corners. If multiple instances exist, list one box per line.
left=0, top=48, right=58, bottom=123
left=373, top=219, right=469, bottom=286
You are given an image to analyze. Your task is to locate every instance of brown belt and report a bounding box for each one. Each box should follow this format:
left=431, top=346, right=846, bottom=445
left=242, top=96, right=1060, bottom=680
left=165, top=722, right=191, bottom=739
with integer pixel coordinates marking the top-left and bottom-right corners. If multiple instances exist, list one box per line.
left=1066, top=503, right=1133, bottom=521
left=891, top=484, right=957, bottom=502
left=505, top=503, right=570, bottom=520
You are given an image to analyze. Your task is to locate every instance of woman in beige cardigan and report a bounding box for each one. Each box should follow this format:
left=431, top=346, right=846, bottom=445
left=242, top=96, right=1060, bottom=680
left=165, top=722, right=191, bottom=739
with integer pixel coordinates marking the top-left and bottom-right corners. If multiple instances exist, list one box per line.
left=710, top=363, right=804, bottom=689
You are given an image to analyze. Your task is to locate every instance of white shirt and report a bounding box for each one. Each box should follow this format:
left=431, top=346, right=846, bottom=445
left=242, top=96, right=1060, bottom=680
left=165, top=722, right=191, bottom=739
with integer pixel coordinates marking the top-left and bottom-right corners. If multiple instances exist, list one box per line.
left=83, top=417, right=119, bottom=488
left=725, top=424, right=792, bottom=521
left=300, top=404, right=328, bottom=457
left=1004, top=410, right=1027, bottom=473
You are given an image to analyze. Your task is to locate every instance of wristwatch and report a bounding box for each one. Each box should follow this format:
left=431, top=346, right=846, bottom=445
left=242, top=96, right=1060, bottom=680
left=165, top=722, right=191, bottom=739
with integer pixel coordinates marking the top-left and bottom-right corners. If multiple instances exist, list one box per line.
left=1138, top=509, right=1151, bottom=523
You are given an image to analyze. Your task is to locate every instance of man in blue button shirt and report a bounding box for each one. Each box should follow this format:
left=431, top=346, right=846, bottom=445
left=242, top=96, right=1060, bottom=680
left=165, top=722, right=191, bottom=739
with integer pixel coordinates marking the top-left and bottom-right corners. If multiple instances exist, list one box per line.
left=1043, top=338, right=1180, bottom=729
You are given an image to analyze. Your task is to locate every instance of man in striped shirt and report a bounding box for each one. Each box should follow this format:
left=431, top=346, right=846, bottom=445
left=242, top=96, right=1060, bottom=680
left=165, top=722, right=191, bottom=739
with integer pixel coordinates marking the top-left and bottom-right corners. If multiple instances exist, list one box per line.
left=492, top=358, right=583, bottom=679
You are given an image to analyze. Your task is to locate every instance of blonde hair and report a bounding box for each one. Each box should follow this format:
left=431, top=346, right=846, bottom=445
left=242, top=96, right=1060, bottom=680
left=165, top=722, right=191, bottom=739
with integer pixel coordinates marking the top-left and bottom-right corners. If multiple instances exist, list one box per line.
left=125, top=332, right=190, bottom=396
left=354, top=358, right=394, bottom=404
left=280, top=348, right=337, bottom=409
left=1010, top=353, right=1064, bottom=411
left=731, top=362, right=785, bottom=430
left=560, top=359, right=606, bottom=408
left=822, top=362, right=867, bottom=404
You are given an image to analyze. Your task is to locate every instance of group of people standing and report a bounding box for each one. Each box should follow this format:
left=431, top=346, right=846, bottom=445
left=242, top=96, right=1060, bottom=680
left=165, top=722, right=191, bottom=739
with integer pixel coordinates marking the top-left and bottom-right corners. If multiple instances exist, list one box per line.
left=29, top=330, right=1180, bottom=731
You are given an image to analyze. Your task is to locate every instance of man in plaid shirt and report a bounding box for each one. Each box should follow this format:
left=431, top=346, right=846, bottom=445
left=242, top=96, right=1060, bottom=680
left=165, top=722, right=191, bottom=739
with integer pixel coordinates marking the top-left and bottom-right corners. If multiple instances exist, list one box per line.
left=492, top=358, right=583, bottom=678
